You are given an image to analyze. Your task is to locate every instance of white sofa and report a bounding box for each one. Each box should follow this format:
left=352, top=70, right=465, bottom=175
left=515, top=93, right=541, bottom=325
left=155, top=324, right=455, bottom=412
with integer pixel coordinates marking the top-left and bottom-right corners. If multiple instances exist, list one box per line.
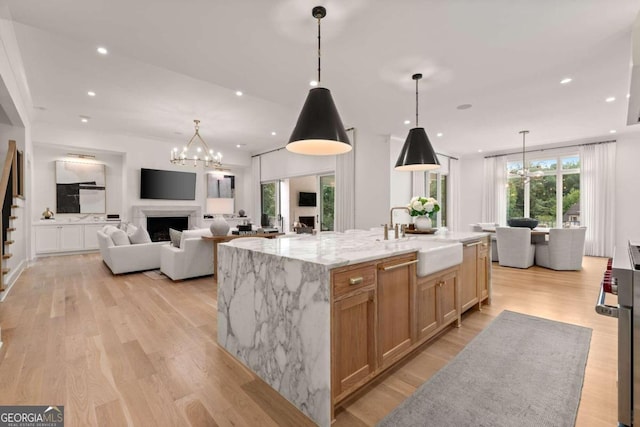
left=97, top=230, right=167, bottom=274
left=160, top=228, right=214, bottom=280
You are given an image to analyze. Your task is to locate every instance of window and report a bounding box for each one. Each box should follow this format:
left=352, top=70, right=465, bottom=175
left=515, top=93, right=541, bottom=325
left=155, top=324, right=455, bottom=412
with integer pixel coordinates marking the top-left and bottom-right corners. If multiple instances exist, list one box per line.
left=261, top=181, right=279, bottom=226
left=319, top=175, right=335, bottom=231
left=506, top=154, right=580, bottom=227
left=426, top=172, right=447, bottom=227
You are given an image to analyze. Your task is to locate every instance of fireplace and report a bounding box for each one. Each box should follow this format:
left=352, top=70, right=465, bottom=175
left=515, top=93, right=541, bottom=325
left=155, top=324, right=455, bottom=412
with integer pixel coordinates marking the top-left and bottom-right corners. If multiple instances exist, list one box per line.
left=299, top=216, right=315, bottom=228
left=146, top=216, right=188, bottom=242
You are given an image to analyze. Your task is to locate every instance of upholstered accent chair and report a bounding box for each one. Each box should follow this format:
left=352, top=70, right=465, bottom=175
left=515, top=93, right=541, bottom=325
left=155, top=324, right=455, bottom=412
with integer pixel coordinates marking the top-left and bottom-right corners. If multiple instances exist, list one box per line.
left=535, top=227, right=587, bottom=271
left=495, top=227, right=536, bottom=268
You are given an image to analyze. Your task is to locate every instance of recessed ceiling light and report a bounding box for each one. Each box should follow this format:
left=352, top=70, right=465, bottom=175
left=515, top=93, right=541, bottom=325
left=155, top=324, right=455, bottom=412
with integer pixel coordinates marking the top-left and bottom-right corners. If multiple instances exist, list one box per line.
left=235, top=91, right=243, bottom=96
left=605, top=96, right=616, bottom=103
left=610, top=129, right=617, bottom=134
left=436, top=132, right=443, bottom=137
left=478, top=149, right=483, bottom=153
left=236, top=143, right=246, bottom=148
left=87, top=91, right=96, bottom=97
left=560, top=77, right=572, bottom=85
left=627, top=93, right=631, bottom=98
left=81, top=118, right=88, bottom=123
left=96, top=47, right=108, bottom=55
left=403, top=120, right=411, bottom=125
left=271, top=131, right=277, bottom=136
left=456, top=104, right=472, bottom=110
left=309, top=80, right=318, bottom=87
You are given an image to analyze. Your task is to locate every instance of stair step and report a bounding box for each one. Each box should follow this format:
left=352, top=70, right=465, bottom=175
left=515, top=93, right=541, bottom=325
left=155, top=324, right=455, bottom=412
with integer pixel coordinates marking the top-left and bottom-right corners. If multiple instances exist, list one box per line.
left=4, top=240, right=13, bottom=245
left=2, top=268, right=9, bottom=275
left=2, top=254, right=12, bottom=259
left=6, top=228, right=15, bottom=232
left=8, top=216, right=17, bottom=220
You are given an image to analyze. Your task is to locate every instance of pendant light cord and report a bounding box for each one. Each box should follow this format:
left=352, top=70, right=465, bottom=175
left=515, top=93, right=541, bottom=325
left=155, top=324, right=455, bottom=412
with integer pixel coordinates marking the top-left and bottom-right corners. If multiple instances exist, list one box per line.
left=415, top=77, right=419, bottom=127
left=317, top=15, right=321, bottom=84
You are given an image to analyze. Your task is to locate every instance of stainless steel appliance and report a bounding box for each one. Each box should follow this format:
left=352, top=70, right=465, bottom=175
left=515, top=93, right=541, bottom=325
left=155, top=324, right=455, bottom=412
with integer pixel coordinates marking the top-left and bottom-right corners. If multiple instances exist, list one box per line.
left=596, top=242, right=640, bottom=426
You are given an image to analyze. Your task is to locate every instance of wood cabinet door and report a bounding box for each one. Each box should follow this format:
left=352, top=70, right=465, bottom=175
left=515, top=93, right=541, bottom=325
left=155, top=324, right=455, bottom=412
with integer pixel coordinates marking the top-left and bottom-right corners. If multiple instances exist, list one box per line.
left=478, top=241, right=489, bottom=301
left=416, top=276, right=438, bottom=341
left=377, top=255, right=415, bottom=369
left=333, top=288, right=376, bottom=401
left=438, top=270, right=459, bottom=326
left=460, top=243, right=479, bottom=312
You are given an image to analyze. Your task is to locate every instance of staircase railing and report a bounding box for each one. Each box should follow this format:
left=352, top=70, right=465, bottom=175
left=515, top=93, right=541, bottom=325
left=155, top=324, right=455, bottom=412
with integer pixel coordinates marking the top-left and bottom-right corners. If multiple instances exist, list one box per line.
left=0, top=140, right=17, bottom=292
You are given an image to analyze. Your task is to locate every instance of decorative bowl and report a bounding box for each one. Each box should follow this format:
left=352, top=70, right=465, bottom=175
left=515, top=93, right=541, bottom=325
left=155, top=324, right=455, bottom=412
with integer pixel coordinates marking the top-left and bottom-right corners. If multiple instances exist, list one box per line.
left=507, top=218, right=539, bottom=229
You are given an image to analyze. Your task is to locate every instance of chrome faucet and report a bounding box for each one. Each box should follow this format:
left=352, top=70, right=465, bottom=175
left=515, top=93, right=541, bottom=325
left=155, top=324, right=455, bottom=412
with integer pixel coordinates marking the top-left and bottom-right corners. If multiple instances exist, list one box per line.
left=390, top=206, right=411, bottom=228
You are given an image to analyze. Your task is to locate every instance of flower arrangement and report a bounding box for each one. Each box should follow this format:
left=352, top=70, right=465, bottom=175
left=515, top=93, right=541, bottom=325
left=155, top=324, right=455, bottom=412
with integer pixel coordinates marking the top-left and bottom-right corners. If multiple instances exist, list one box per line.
left=408, top=196, right=440, bottom=220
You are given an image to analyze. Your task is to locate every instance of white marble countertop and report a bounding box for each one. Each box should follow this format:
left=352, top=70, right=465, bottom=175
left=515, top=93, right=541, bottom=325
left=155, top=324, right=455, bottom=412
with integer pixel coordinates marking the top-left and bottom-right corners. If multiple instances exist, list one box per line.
left=221, top=229, right=489, bottom=268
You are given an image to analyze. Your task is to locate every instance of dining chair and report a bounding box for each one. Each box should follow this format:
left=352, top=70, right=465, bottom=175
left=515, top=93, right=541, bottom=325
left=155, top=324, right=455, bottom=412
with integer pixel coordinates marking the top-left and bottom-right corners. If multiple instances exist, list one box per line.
left=495, top=227, right=536, bottom=268
left=534, top=227, right=586, bottom=270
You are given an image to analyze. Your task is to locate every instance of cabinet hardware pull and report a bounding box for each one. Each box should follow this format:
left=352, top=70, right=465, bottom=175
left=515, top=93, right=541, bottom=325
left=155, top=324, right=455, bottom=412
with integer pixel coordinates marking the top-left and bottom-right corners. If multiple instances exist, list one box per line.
left=464, top=241, right=482, bottom=248
left=349, top=277, right=364, bottom=285
left=381, top=259, right=418, bottom=271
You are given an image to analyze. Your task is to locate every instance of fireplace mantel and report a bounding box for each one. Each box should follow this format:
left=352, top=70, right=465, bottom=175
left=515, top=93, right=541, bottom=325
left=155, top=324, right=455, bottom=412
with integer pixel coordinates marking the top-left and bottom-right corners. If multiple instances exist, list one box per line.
left=131, top=205, right=202, bottom=229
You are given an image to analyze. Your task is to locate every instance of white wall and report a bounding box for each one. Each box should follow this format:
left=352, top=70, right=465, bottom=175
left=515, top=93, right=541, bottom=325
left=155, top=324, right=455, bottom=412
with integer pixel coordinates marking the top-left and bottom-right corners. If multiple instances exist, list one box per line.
left=32, top=123, right=252, bottom=225
left=289, top=175, right=318, bottom=229
left=354, top=130, right=390, bottom=229
left=614, top=134, right=640, bottom=251
left=0, top=11, right=33, bottom=293
left=459, top=153, right=485, bottom=230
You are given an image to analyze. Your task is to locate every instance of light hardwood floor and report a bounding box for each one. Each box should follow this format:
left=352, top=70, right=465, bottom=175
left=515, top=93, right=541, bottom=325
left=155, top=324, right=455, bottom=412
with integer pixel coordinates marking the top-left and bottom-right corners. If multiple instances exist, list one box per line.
left=0, top=254, right=615, bottom=426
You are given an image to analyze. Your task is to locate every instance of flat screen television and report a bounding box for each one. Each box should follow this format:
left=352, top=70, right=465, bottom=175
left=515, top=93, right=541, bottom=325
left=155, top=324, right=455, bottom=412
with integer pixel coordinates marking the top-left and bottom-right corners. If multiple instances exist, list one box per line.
left=298, top=191, right=317, bottom=207
left=140, top=168, right=196, bottom=200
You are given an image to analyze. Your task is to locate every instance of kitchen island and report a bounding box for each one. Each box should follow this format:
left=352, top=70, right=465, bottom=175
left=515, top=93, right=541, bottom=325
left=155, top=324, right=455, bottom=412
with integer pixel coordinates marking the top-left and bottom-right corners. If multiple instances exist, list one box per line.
left=217, top=230, right=490, bottom=426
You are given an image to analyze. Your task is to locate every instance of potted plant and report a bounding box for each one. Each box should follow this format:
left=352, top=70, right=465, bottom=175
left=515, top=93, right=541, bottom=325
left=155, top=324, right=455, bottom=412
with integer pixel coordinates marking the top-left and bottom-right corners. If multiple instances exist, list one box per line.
left=407, top=196, right=440, bottom=230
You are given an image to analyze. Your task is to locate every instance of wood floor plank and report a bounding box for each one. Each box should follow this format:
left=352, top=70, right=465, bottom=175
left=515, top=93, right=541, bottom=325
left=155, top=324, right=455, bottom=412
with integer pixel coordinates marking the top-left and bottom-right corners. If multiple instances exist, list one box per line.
left=175, top=395, right=219, bottom=427
left=95, top=399, right=129, bottom=427
left=0, top=254, right=616, bottom=426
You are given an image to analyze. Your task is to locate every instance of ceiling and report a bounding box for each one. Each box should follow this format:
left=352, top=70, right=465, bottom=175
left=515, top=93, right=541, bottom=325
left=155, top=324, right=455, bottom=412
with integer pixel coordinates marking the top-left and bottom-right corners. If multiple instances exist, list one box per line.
left=5, top=0, right=640, bottom=156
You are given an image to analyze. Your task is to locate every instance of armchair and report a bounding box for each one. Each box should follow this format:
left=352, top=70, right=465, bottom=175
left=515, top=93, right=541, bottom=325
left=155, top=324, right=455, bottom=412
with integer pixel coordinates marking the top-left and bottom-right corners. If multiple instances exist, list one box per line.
left=535, top=228, right=586, bottom=270
left=495, top=227, right=536, bottom=268
left=160, top=228, right=214, bottom=280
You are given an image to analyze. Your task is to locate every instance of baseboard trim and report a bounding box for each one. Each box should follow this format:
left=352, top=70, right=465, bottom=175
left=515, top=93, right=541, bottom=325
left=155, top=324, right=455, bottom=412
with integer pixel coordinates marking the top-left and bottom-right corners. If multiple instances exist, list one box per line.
left=0, top=259, right=26, bottom=302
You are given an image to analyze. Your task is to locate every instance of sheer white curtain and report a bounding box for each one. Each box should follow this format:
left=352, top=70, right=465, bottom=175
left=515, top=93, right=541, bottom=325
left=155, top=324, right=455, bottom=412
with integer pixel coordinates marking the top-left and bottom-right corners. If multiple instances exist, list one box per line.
left=482, top=155, right=507, bottom=225
left=335, top=128, right=355, bottom=231
left=412, top=171, right=425, bottom=198
left=448, top=157, right=461, bottom=231
left=580, top=142, right=616, bottom=257
left=251, top=156, right=261, bottom=226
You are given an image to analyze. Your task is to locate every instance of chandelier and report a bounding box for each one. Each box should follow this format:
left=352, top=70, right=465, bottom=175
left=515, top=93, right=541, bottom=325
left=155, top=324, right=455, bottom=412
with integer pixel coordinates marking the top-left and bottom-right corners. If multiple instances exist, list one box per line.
left=170, top=119, right=222, bottom=167
left=515, top=130, right=543, bottom=184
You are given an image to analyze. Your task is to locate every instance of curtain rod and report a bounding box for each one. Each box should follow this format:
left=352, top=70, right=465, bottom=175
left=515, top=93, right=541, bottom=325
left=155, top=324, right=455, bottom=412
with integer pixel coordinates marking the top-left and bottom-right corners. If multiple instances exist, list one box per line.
left=483, top=139, right=616, bottom=159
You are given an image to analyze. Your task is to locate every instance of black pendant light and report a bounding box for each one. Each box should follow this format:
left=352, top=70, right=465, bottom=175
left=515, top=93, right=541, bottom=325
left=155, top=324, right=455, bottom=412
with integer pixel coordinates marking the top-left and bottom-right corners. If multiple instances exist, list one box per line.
left=287, top=6, right=352, bottom=156
left=394, top=73, right=440, bottom=171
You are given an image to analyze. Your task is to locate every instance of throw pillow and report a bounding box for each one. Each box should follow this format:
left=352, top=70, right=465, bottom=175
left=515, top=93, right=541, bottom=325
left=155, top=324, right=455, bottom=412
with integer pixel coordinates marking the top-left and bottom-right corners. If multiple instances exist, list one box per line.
left=169, top=228, right=182, bottom=248
left=126, top=223, right=138, bottom=236
left=129, top=226, right=152, bottom=244
left=102, top=225, right=118, bottom=234
left=110, top=229, right=131, bottom=246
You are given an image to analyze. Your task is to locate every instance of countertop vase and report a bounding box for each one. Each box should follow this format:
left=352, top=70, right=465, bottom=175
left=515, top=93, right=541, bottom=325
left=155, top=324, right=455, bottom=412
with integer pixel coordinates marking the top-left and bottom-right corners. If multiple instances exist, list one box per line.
left=210, top=215, right=230, bottom=236
left=414, top=215, right=432, bottom=231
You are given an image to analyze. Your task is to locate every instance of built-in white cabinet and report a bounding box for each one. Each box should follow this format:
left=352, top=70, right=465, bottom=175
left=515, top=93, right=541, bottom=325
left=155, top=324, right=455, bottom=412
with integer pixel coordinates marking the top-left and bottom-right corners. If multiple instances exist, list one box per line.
left=83, top=224, right=105, bottom=250
left=34, top=222, right=110, bottom=255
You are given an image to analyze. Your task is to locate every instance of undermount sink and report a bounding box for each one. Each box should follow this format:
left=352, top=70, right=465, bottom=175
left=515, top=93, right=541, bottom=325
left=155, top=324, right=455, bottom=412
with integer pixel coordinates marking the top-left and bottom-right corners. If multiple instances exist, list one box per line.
left=416, top=240, right=463, bottom=277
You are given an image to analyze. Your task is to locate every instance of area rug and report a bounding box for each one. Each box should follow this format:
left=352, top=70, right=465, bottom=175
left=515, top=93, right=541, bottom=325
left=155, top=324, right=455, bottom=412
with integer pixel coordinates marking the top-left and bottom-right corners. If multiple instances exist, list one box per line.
left=142, top=269, right=165, bottom=280
left=378, top=310, right=592, bottom=427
